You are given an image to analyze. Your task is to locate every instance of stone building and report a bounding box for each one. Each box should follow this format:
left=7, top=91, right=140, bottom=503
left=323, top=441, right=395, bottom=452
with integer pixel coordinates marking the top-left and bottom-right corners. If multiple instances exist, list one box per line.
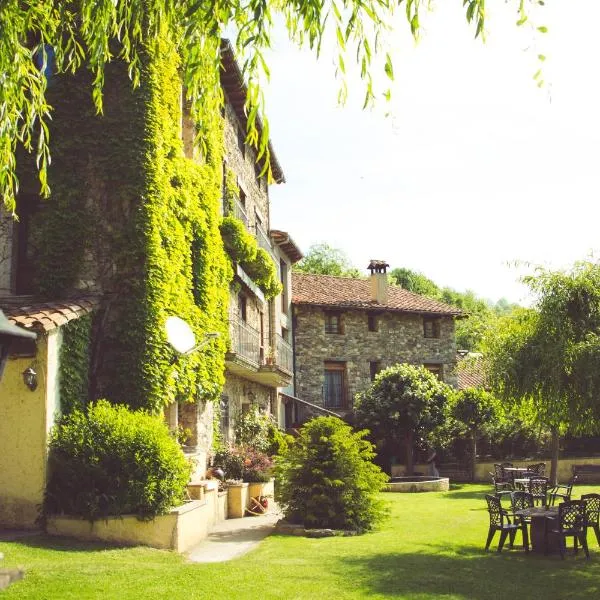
left=0, top=38, right=299, bottom=527
left=218, top=41, right=303, bottom=439
left=290, top=261, right=462, bottom=424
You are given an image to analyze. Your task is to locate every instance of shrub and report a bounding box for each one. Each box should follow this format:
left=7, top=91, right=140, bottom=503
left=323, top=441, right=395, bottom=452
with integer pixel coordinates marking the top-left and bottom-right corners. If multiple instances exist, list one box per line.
left=43, top=400, right=192, bottom=521
left=214, top=445, right=273, bottom=482
left=276, top=416, right=389, bottom=533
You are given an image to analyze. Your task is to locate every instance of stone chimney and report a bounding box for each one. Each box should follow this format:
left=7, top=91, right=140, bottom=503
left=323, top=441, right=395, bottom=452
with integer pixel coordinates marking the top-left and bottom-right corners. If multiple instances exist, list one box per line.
left=368, top=260, right=389, bottom=304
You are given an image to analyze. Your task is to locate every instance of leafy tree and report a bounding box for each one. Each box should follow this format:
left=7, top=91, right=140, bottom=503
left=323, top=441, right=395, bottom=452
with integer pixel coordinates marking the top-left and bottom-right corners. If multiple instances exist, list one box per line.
left=275, top=416, right=388, bottom=532
left=2, top=1, right=540, bottom=214
left=390, top=266, right=519, bottom=351
left=293, top=243, right=361, bottom=277
left=355, top=363, right=452, bottom=475
left=484, top=261, right=600, bottom=484
left=451, top=388, right=502, bottom=481
left=389, top=267, right=440, bottom=298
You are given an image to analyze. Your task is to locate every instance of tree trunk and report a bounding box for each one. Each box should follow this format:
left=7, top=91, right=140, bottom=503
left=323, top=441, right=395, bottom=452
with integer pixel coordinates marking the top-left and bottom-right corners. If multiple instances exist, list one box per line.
left=405, top=430, right=415, bottom=475
left=470, top=433, right=477, bottom=483
left=550, top=426, right=560, bottom=486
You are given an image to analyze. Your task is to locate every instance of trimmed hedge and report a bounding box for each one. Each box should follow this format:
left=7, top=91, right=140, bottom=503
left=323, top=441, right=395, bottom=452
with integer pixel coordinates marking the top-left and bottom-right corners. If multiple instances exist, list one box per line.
left=44, top=401, right=192, bottom=521
left=276, top=417, right=389, bottom=533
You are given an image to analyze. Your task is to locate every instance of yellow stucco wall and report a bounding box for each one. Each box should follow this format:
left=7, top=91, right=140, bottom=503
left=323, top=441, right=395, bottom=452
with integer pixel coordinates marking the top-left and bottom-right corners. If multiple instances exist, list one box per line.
left=0, top=331, right=61, bottom=528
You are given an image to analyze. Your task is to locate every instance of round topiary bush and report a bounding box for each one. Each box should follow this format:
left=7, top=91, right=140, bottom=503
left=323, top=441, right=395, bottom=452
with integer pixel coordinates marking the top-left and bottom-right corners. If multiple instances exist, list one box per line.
left=275, top=416, right=389, bottom=533
left=43, top=400, right=192, bottom=521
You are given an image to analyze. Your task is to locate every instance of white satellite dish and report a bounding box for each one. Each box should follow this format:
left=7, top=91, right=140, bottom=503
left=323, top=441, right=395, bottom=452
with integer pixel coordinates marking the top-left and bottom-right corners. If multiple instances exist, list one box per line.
left=165, top=316, right=196, bottom=354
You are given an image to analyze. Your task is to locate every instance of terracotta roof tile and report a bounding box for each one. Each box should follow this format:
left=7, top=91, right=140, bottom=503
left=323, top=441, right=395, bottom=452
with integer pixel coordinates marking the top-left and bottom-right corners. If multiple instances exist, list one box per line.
left=3, top=296, right=100, bottom=333
left=292, top=273, right=463, bottom=316
left=456, top=354, right=487, bottom=390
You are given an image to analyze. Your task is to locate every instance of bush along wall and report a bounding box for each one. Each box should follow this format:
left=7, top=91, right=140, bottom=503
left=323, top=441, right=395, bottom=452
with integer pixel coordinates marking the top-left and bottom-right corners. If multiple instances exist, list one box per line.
left=22, top=31, right=232, bottom=414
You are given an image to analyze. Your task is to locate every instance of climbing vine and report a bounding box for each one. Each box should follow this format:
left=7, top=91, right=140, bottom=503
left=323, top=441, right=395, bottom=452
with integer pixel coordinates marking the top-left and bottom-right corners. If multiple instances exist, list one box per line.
left=24, top=30, right=232, bottom=413
left=58, top=314, right=92, bottom=415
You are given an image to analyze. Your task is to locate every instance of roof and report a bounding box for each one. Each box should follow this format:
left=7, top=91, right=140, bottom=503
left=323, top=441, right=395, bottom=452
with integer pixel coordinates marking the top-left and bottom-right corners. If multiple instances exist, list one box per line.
left=456, top=353, right=487, bottom=389
left=220, top=39, right=285, bottom=184
left=292, top=273, right=463, bottom=316
left=270, top=230, right=303, bottom=264
left=3, top=296, right=100, bottom=333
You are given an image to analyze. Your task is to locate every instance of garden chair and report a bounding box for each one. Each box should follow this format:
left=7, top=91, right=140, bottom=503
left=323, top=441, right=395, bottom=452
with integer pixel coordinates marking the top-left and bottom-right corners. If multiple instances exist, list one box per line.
left=548, top=477, right=576, bottom=507
left=527, top=462, right=546, bottom=477
left=510, top=491, right=534, bottom=522
left=485, top=494, right=529, bottom=553
left=545, top=500, right=589, bottom=559
left=527, top=477, right=549, bottom=507
left=581, top=493, right=600, bottom=547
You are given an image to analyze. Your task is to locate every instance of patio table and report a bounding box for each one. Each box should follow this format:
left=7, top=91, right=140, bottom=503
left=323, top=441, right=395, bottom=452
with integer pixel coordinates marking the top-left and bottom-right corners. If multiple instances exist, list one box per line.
left=514, top=506, right=559, bottom=553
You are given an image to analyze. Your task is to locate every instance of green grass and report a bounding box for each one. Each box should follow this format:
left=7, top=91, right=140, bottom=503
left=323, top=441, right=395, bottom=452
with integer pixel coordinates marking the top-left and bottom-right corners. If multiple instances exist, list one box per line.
left=2, top=484, right=600, bottom=599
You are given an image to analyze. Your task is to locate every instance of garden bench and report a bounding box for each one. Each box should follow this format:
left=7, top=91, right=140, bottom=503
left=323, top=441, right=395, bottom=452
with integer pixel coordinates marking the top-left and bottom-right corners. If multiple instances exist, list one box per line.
left=572, top=464, right=600, bottom=484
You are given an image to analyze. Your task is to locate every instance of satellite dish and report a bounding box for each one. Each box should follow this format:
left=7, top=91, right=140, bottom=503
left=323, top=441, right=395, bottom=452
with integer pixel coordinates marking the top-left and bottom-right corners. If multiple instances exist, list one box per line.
left=165, top=316, right=196, bottom=354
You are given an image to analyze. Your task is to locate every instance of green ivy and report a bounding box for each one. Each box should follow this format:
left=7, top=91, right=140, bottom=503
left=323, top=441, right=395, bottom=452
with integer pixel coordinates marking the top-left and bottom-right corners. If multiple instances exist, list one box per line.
left=23, top=31, right=232, bottom=413
left=58, top=314, right=92, bottom=415
left=220, top=216, right=282, bottom=299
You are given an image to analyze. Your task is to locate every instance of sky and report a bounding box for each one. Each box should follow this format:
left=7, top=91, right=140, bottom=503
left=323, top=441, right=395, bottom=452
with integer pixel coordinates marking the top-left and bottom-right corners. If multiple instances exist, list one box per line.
left=260, top=1, right=600, bottom=305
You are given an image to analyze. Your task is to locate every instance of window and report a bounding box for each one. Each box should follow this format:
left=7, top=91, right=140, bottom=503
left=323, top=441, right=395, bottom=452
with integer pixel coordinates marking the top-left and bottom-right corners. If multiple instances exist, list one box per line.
left=423, top=317, right=441, bottom=339
left=324, top=311, right=343, bottom=334
left=237, top=125, right=246, bottom=157
left=238, top=294, right=247, bottom=322
left=370, top=361, right=382, bottom=381
left=239, top=185, right=247, bottom=208
left=424, top=363, right=443, bottom=381
left=323, top=362, right=348, bottom=408
left=367, top=313, right=378, bottom=332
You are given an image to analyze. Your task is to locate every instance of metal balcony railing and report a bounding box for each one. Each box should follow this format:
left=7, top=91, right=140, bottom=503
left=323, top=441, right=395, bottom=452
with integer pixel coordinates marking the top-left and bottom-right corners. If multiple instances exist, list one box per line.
left=322, top=382, right=352, bottom=409
left=275, top=334, right=293, bottom=373
left=232, top=198, right=249, bottom=229
left=254, top=224, right=279, bottom=271
left=228, top=318, right=260, bottom=365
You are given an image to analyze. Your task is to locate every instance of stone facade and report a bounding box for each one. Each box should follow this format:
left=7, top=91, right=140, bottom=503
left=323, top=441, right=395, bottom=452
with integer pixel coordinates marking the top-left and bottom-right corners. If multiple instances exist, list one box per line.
left=293, top=304, right=458, bottom=416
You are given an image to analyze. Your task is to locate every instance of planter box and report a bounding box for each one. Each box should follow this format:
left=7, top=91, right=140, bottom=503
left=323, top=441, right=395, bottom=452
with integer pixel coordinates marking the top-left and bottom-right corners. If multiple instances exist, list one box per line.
left=46, top=500, right=209, bottom=552
left=227, top=483, right=249, bottom=519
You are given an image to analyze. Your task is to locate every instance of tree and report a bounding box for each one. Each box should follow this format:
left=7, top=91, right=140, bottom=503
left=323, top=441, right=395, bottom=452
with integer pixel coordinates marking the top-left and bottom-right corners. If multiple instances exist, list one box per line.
left=451, top=388, right=502, bottom=482
left=484, top=261, right=600, bottom=484
left=275, top=416, right=388, bottom=532
left=293, top=243, right=361, bottom=277
left=2, top=1, right=540, bottom=215
left=390, top=267, right=519, bottom=351
left=355, top=363, right=452, bottom=475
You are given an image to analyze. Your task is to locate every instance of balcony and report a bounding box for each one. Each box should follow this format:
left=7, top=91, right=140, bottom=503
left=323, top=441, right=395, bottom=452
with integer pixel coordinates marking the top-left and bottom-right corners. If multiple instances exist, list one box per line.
left=274, top=334, right=293, bottom=373
left=228, top=318, right=260, bottom=367
left=225, top=320, right=293, bottom=388
left=232, top=198, right=249, bottom=229
left=254, top=224, right=279, bottom=272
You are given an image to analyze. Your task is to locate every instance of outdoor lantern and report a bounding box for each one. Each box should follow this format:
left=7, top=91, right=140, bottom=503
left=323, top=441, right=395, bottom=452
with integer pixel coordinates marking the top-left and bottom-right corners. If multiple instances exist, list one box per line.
left=0, top=309, right=37, bottom=380
left=22, top=366, right=38, bottom=391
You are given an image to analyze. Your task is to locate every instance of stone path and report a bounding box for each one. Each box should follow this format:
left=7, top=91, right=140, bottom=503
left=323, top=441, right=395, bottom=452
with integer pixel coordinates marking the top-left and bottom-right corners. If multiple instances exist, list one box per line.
left=187, top=509, right=282, bottom=563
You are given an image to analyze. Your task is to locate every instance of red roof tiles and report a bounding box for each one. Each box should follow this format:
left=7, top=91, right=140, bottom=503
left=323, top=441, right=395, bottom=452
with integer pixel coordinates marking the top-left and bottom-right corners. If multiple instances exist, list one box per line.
left=292, top=273, right=463, bottom=316
left=3, top=297, right=100, bottom=333
left=456, top=354, right=486, bottom=390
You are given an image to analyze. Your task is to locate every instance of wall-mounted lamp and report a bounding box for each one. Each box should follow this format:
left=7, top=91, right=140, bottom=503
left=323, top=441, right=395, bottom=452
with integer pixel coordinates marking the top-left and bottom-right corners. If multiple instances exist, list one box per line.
left=22, top=366, right=38, bottom=391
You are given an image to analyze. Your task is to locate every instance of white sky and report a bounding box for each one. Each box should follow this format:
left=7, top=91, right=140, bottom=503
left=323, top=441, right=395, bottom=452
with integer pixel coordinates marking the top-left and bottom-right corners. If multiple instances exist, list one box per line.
left=262, top=1, right=600, bottom=304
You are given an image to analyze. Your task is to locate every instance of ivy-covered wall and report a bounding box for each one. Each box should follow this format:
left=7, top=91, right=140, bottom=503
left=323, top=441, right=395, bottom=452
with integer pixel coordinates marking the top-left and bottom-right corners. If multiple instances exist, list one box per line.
left=21, top=32, right=232, bottom=413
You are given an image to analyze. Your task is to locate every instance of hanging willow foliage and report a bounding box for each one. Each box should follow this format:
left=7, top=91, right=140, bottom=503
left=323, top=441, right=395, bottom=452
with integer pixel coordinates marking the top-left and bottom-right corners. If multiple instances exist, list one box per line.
left=0, top=0, right=547, bottom=214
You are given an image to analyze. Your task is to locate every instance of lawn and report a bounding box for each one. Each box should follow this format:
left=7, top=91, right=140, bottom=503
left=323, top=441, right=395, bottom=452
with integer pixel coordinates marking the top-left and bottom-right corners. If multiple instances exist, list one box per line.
left=2, top=484, right=599, bottom=600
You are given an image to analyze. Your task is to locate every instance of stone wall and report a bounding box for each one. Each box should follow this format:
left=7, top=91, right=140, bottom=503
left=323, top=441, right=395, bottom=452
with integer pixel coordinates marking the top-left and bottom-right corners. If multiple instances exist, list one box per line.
left=293, top=306, right=457, bottom=408
left=222, top=100, right=270, bottom=229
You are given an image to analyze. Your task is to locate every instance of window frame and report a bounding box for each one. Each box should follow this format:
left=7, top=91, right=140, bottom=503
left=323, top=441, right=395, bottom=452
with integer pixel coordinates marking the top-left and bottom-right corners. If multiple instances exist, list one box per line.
left=423, top=317, right=441, bottom=339
left=324, top=311, right=343, bottom=334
